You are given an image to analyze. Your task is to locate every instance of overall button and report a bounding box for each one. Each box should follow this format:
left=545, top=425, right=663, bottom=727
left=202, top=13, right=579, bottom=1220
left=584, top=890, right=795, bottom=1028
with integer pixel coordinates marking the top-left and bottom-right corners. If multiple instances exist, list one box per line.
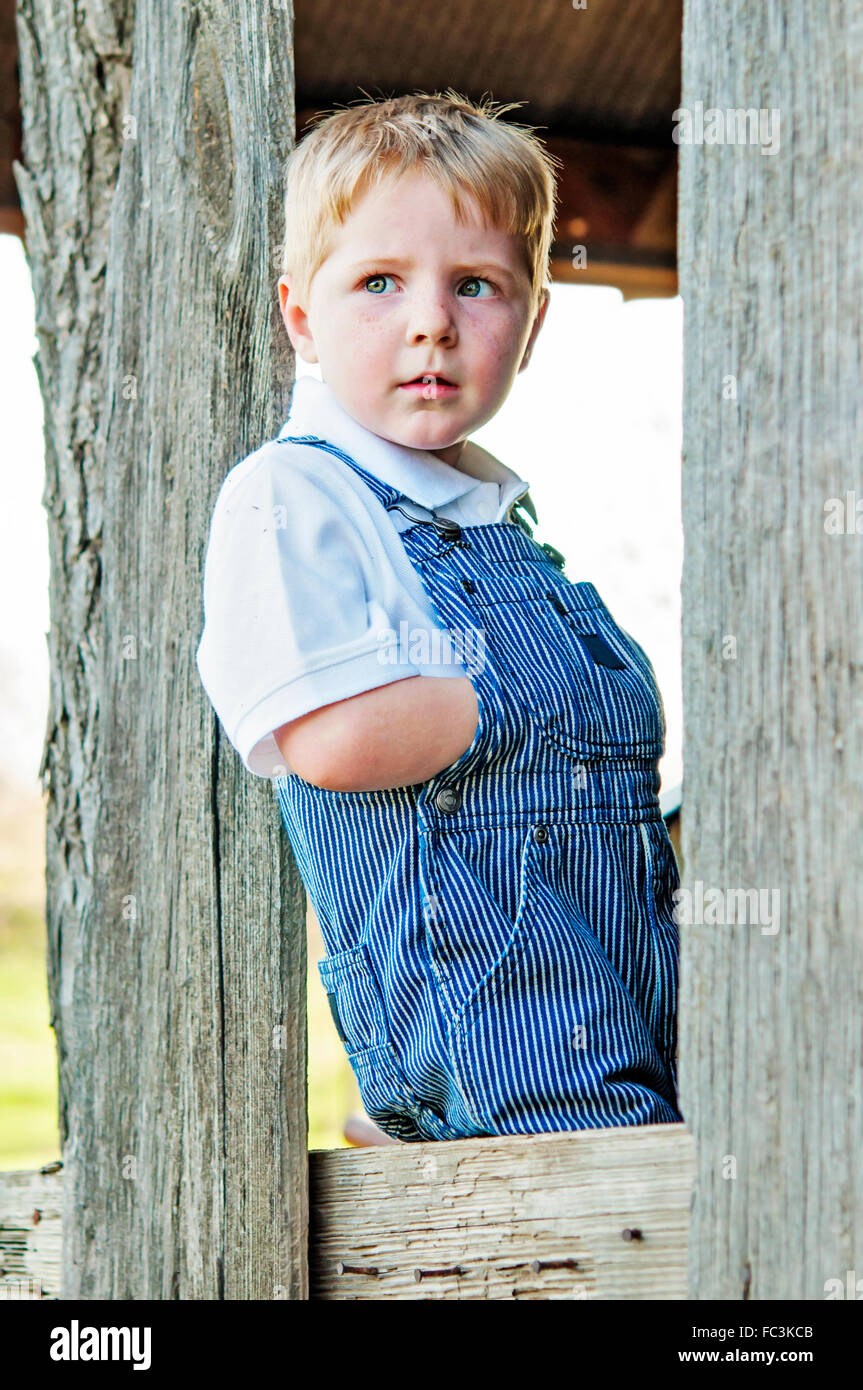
left=435, top=787, right=462, bottom=814
left=541, top=542, right=567, bottom=570
left=545, top=591, right=568, bottom=616
left=533, top=824, right=549, bottom=844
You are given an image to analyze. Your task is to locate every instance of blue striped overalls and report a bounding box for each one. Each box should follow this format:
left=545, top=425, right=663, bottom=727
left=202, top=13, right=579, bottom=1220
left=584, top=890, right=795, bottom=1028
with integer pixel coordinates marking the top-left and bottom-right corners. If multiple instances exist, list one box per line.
left=274, top=436, right=682, bottom=1141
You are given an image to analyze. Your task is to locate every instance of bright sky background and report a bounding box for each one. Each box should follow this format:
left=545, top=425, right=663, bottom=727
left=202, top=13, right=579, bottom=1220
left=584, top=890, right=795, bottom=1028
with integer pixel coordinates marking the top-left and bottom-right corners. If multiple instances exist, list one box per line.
left=1, top=231, right=683, bottom=797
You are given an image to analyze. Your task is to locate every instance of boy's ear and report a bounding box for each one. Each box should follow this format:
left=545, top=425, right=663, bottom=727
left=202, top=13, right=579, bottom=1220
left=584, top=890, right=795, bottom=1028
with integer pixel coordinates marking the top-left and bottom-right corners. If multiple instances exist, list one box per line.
left=278, top=275, right=319, bottom=364
left=518, top=287, right=550, bottom=373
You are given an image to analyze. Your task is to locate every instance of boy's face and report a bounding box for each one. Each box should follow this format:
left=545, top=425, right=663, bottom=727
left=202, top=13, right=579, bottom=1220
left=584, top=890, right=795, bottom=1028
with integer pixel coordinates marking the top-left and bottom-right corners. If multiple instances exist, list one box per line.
left=278, top=168, right=549, bottom=467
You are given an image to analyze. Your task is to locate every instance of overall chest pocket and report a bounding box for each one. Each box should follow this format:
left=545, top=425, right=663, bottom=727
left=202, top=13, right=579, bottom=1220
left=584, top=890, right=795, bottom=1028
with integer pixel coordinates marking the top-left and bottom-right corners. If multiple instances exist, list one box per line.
left=464, top=575, right=666, bottom=761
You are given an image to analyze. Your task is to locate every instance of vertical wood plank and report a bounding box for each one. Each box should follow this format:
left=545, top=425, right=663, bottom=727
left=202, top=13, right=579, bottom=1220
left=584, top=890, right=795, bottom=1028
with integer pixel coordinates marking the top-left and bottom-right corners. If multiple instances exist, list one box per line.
left=14, top=0, right=306, bottom=1297
left=678, top=0, right=863, bottom=1299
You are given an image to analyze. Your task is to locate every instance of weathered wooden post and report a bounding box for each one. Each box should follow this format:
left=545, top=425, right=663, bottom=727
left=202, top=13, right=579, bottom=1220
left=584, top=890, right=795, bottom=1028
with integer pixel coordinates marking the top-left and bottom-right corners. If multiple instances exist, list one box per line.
left=678, top=2, right=863, bottom=1297
left=14, top=0, right=306, bottom=1297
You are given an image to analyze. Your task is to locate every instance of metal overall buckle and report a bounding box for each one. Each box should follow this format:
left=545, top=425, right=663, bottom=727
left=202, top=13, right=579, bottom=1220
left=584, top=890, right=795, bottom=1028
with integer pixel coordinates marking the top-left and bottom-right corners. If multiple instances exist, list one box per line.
left=508, top=495, right=566, bottom=570
left=508, top=491, right=537, bottom=537
left=387, top=499, right=463, bottom=541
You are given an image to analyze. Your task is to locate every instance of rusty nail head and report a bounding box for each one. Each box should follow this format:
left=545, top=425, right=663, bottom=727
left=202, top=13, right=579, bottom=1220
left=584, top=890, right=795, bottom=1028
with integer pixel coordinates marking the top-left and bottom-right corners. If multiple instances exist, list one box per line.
left=414, top=1265, right=463, bottom=1281
left=32, top=1209, right=42, bottom=1225
left=622, top=1227, right=643, bottom=1241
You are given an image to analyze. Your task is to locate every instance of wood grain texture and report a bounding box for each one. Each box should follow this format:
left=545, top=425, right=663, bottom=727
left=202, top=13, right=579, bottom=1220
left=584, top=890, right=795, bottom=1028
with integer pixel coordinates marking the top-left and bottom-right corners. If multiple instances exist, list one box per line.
left=13, top=1, right=307, bottom=1297
left=310, top=1124, right=696, bottom=1300
left=678, top=1, right=863, bottom=1298
left=0, top=1170, right=63, bottom=1300
left=1, top=1125, right=695, bottom=1300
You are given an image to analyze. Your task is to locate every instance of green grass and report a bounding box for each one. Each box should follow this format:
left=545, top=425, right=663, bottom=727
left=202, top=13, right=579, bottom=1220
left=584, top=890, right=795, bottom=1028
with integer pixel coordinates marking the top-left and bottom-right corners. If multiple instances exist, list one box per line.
left=0, top=902, right=61, bottom=1171
left=305, top=899, right=365, bottom=1150
left=0, top=781, right=62, bottom=1172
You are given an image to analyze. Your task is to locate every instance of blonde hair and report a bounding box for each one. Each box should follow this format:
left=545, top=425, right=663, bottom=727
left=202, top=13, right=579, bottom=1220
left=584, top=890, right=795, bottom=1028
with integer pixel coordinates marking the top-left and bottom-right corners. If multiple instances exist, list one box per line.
left=280, top=90, right=560, bottom=311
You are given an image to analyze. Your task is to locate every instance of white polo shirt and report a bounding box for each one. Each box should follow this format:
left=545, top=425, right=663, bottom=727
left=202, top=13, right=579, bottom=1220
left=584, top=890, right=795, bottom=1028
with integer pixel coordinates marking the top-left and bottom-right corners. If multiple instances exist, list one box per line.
left=195, top=376, right=534, bottom=777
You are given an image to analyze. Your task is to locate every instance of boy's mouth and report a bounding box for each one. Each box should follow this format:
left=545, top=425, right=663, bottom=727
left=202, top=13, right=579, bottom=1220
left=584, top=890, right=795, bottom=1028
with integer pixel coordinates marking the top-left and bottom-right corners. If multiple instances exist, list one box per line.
left=398, top=374, right=460, bottom=396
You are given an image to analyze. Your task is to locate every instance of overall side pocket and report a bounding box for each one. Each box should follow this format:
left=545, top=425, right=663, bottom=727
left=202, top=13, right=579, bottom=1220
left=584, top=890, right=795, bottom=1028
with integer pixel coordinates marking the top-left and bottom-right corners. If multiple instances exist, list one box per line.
left=317, top=941, right=464, bottom=1141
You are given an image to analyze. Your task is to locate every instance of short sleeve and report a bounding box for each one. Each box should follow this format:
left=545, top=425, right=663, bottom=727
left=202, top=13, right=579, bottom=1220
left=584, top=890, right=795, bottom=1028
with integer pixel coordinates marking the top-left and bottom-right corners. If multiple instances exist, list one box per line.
left=195, top=442, right=442, bottom=778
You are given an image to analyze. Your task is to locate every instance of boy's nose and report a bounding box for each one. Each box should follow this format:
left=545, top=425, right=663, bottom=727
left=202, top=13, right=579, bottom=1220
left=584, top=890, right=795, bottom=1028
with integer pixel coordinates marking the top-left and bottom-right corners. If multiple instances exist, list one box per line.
left=406, top=295, right=458, bottom=346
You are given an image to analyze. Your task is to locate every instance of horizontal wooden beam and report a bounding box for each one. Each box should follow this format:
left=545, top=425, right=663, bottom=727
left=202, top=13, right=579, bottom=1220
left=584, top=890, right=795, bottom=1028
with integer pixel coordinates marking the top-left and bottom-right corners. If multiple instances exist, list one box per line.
left=310, top=1122, right=695, bottom=1300
left=551, top=253, right=678, bottom=301
left=547, top=139, right=678, bottom=299
left=1, top=1123, right=695, bottom=1299
left=0, top=1167, right=63, bottom=1300
left=0, top=206, right=23, bottom=239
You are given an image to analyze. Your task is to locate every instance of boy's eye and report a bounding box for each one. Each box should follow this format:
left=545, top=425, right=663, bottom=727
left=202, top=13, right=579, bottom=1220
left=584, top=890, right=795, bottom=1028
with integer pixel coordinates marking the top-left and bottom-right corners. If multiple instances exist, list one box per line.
left=459, top=277, right=494, bottom=298
left=363, top=274, right=396, bottom=294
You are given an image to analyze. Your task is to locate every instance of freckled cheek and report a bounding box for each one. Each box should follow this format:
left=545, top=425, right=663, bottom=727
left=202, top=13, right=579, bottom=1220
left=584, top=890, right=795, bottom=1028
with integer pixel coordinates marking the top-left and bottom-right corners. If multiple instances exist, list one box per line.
left=352, top=305, right=398, bottom=344
left=354, top=319, right=393, bottom=372
left=462, top=314, right=524, bottom=385
left=352, top=311, right=389, bottom=337
left=326, top=307, right=394, bottom=371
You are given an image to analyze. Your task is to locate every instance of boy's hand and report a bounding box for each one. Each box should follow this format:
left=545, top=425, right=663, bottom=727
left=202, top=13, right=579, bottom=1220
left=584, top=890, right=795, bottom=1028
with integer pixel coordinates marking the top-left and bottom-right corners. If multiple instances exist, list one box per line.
left=273, top=675, right=479, bottom=791
left=343, top=1112, right=401, bottom=1146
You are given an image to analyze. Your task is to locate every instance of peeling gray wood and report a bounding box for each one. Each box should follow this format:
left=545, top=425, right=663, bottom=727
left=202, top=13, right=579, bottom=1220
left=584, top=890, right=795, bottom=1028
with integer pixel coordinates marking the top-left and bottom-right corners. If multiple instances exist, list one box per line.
left=310, top=1125, right=696, bottom=1300
left=2, top=1124, right=696, bottom=1301
left=0, top=1169, right=63, bottom=1300
left=13, top=1, right=306, bottom=1297
left=678, top=1, right=863, bottom=1298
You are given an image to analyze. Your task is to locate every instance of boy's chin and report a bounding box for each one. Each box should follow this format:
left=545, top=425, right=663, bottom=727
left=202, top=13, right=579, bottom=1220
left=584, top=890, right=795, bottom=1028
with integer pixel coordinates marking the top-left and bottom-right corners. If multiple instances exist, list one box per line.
left=343, top=394, right=479, bottom=453
left=387, top=412, right=473, bottom=454
left=398, top=428, right=464, bottom=453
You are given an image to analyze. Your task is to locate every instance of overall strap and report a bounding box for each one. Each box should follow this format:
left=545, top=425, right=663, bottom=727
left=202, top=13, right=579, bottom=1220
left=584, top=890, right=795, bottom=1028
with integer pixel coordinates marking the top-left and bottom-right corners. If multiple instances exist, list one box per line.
left=278, top=434, right=463, bottom=540
left=278, top=434, right=401, bottom=509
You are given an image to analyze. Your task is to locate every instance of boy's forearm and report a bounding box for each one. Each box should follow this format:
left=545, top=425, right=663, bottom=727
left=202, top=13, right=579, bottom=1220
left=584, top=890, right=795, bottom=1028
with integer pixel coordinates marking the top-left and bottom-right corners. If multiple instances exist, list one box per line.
left=274, top=675, right=479, bottom=791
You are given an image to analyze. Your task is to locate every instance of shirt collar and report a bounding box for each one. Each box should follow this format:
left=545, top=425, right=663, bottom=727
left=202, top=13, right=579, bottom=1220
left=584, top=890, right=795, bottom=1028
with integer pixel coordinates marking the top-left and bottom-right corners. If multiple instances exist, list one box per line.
left=278, top=376, right=535, bottom=520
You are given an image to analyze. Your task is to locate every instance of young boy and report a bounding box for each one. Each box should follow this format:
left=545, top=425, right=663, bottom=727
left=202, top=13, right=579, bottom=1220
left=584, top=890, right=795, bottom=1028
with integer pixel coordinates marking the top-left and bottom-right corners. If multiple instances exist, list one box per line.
left=196, top=91, right=682, bottom=1142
